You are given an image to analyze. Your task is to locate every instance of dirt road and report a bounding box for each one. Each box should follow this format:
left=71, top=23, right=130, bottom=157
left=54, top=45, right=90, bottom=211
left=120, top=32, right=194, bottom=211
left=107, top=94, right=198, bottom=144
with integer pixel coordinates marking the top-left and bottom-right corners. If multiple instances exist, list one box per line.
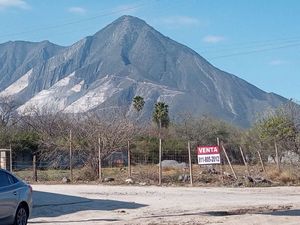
left=29, top=185, right=300, bottom=225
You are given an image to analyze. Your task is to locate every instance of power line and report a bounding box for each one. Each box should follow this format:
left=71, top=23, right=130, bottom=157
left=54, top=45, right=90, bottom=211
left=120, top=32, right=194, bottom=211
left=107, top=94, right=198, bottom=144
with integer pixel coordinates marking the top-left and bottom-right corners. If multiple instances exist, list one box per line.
left=201, top=35, right=300, bottom=50
left=200, top=38, right=300, bottom=54
left=207, top=42, right=300, bottom=60
left=2, top=0, right=298, bottom=59
left=0, top=0, right=149, bottom=39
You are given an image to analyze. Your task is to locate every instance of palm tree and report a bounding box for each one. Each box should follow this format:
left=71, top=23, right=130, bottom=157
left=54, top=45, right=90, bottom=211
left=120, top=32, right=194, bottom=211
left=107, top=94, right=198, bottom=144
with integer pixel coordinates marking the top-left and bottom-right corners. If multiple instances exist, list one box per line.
left=152, top=101, right=169, bottom=186
left=133, top=96, right=145, bottom=113
left=131, top=96, right=145, bottom=177
left=152, top=102, right=169, bottom=129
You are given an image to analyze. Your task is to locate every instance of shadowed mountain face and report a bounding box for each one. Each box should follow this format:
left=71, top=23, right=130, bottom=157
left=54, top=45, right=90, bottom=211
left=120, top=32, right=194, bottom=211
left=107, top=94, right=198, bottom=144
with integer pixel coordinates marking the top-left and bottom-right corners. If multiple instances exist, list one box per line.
left=0, top=15, right=287, bottom=127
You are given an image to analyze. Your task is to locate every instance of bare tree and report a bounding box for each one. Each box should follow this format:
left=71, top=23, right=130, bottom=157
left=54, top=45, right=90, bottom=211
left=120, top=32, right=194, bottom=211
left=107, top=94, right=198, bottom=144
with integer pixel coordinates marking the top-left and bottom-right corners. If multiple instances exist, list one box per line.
left=0, top=96, right=18, bottom=128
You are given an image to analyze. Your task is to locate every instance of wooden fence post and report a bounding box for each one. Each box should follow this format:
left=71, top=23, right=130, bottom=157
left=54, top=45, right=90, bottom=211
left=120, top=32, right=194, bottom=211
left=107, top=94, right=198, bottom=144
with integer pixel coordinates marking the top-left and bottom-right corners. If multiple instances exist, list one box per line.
left=69, top=130, right=73, bottom=182
left=221, top=145, right=237, bottom=179
left=9, top=145, right=12, bottom=173
left=33, top=155, right=37, bottom=182
left=274, top=141, right=280, bottom=172
left=239, top=147, right=250, bottom=176
left=257, top=150, right=266, bottom=174
left=128, top=140, right=131, bottom=177
left=158, top=138, right=162, bottom=186
left=217, top=138, right=223, bottom=183
left=188, top=141, right=193, bottom=186
left=98, top=137, right=102, bottom=182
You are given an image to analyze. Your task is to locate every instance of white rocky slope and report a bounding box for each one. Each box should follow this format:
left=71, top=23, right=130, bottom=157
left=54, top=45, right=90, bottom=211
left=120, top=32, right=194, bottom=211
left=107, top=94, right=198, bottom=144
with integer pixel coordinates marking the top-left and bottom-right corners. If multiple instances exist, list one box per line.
left=0, top=15, right=287, bottom=127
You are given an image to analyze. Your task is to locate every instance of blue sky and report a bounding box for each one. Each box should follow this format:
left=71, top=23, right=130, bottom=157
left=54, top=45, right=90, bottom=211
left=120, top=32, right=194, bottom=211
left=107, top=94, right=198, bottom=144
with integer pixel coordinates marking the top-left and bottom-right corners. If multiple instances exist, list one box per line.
left=0, top=0, right=299, bottom=101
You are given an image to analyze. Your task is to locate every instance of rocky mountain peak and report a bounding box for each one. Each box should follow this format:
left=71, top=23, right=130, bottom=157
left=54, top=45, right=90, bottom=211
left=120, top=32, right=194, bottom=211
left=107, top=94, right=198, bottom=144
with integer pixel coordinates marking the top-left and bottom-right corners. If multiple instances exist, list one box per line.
left=0, top=16, right=289, bottom=127
left=114, top=15, right=147, bottom=26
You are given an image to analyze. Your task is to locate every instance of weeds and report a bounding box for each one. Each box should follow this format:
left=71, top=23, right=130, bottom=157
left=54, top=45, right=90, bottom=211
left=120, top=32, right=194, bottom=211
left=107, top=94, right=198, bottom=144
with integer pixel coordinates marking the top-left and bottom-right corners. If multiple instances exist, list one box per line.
left=13, top=164, right=300, bottom=186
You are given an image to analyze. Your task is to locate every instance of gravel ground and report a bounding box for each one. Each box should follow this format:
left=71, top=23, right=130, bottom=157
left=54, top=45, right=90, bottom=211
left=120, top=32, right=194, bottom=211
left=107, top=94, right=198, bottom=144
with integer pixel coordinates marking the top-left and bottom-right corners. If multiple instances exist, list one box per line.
left=29, top=185, right=300, bottom=225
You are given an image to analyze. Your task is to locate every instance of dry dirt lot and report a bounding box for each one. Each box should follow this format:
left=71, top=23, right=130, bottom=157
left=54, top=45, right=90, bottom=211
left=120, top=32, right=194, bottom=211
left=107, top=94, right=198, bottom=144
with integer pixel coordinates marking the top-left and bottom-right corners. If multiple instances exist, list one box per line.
left=29, top=185, right=300, bottom=225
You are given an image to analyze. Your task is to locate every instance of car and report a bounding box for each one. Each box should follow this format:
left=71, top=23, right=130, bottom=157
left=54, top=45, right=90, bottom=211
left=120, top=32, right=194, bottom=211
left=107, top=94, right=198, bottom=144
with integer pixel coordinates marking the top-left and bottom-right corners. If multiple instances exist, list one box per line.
left=0, top=168, right=33, bottom=225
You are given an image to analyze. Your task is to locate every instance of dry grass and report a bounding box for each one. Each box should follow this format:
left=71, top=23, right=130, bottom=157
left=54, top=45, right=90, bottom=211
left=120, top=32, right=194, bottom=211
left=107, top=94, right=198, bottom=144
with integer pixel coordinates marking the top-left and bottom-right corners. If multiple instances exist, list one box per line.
left=15, top=169, right=71, bottom=182
left=279, top=171, right=295, bottom=184
left=267, top=165, right=300, bottom=184
left=13, top=163, right=300, bottom=186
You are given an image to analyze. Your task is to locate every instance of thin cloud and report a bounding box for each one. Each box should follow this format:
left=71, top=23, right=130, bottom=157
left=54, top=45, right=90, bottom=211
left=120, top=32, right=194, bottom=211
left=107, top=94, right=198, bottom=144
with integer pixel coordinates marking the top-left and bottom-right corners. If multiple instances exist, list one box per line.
left=202, top=35, right=225, bottom=44
left=269, top=59, right=288, bottom=66
left=68, top=6, right=87, bottom=15
left=161, top=16, right=200, bottom=27
left=0, top=0, right=29, bottom=10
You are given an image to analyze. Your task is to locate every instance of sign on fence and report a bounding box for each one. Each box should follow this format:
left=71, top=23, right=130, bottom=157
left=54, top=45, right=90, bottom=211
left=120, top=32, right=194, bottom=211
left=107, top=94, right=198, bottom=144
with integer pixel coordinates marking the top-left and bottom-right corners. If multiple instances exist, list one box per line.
left=197, top=146, right=221, bottom=165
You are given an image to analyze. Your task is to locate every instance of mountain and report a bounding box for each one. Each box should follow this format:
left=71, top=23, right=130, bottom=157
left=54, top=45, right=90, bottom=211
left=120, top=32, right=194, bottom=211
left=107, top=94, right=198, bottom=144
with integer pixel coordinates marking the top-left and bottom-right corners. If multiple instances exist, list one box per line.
left=0, top=15, right=288, bottom=127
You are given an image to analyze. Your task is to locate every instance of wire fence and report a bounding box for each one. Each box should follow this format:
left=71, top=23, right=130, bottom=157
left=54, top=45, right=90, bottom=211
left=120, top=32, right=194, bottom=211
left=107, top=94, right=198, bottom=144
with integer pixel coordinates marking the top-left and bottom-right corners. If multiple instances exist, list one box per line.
left=3, top=141, right=300, bottom=186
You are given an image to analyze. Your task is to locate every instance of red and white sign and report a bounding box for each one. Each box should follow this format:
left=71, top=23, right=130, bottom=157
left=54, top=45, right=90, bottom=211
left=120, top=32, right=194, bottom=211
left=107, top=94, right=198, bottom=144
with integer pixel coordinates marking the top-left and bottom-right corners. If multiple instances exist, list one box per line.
left=197, top=146, right=221, bottom=165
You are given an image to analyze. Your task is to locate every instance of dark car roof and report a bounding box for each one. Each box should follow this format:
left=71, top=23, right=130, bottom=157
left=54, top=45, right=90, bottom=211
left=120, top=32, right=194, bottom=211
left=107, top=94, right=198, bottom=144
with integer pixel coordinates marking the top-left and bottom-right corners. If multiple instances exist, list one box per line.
left=0, top=168, right=23, bottom=183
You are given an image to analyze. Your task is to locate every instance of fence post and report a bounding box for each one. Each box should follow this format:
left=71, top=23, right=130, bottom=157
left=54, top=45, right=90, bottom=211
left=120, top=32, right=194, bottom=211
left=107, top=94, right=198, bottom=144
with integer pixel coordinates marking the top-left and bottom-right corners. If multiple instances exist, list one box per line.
left=158, top=138, right=162, bottom=186
left=188, top=141, right=193, bottom=186
left=9, top=145, right=12, bottom=173
left=221, top=145, right=237, bottom=179
left=217, top=138, right=223, bottom=183
left=98, top=137, right=102, bottom=182
left=274, top=141, right=280, bottom=172
left=128, top=140, right=131, bottom=177
left=69, top=130, right=73, bottom=182
left=257, top=150, right=267, bottom=174
left=239, top=146, right=250, bottom=176
left=33, top=155, right=37, bottom=182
